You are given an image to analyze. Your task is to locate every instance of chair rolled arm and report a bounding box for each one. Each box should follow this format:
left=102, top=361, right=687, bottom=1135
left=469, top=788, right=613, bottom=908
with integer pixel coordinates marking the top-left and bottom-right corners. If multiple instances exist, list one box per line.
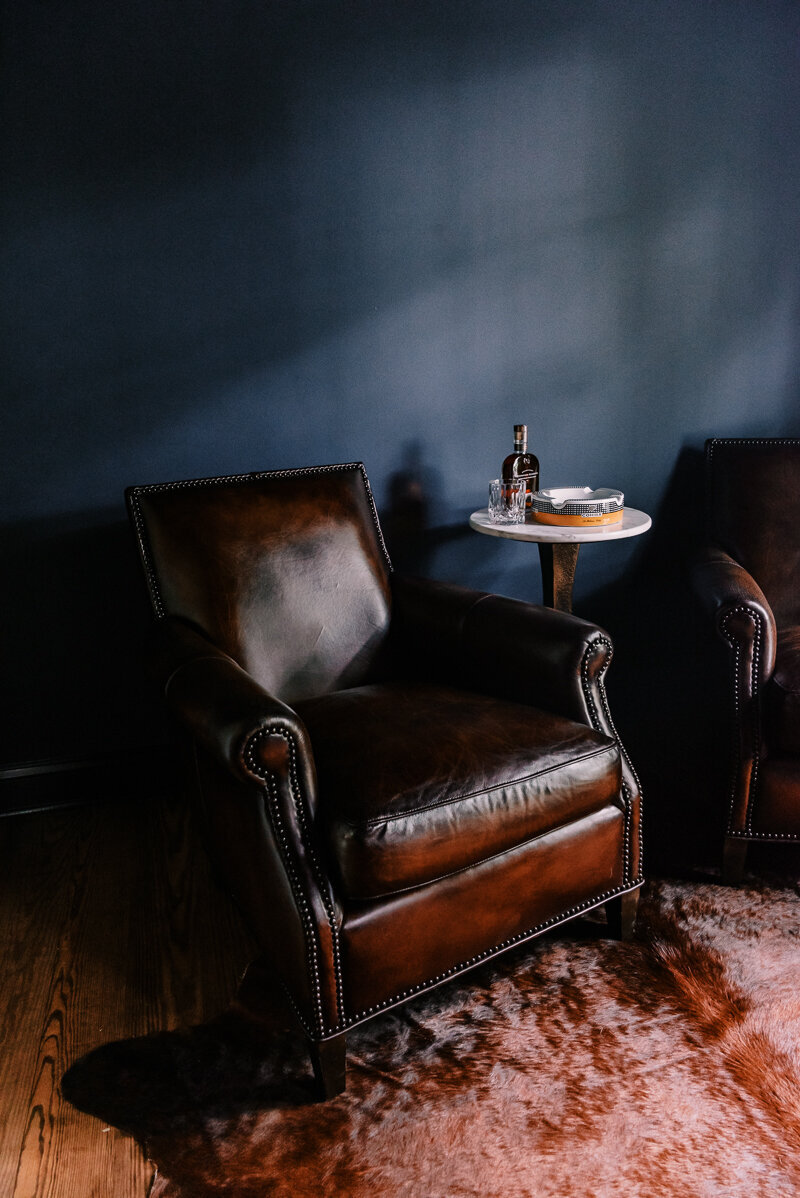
left=147, top=617, right=315, bottom=790
left=390, top=575, right=615, bottom=728
left=391, top=575, right=642, bottom=880
left=691, top=547, right=776, bottom=687
left=147, top=617, right=342, bottom=1035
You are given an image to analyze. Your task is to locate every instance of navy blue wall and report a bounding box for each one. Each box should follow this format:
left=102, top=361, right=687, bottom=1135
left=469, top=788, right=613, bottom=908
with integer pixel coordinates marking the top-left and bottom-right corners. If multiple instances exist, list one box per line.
left=2, top=2, right=799, bottom=842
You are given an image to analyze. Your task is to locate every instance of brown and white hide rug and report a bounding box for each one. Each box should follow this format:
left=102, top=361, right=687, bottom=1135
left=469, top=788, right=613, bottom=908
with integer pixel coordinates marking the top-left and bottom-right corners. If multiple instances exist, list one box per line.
left=63, top=876, right=800, bottom=1198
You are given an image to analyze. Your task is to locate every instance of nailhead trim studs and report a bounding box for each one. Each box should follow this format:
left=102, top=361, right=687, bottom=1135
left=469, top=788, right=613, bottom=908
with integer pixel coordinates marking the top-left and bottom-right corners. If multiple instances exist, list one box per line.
left=341, top=880, right=643, bottom=1032
left=727, top=830, right=800, bottom=842
left=720, top=605, right=763, bottom=838
left=580, top=636, right=643, bottom=885
left=705, top=437, right=800, bottom=841
left=127, top=462, right=393, bottom=621
left=242, top=725, right=344, bottom=1035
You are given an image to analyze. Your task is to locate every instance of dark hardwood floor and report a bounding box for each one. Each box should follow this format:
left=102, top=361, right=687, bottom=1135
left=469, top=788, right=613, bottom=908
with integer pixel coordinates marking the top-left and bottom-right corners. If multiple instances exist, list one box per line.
left=0, top=768, right=258, bottom=1198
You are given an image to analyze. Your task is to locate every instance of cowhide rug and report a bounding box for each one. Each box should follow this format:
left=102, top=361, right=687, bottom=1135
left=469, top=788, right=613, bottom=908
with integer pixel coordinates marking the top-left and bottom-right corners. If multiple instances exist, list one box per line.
left=63, top=875, right=800, bottom=1197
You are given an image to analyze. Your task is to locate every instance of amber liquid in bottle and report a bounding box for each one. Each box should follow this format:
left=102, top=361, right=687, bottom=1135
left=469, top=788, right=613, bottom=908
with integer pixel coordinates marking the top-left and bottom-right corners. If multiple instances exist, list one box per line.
left=501, top=424, right=539, bottom=509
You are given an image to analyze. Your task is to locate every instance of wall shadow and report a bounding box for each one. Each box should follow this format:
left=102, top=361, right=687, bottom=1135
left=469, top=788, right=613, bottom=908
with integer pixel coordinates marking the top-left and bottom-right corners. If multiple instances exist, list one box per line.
left=0, top=512, right=165, bottom=769
left=580, top=445, right=730, bottom=876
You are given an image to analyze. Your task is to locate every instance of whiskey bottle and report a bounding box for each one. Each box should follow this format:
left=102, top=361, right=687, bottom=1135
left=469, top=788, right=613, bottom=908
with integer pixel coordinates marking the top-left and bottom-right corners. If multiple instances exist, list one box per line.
left=501, top=424, right=539, bottom=505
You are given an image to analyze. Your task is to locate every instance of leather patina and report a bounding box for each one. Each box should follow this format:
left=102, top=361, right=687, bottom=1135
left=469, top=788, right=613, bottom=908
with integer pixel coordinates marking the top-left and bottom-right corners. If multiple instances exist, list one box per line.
left=297, top=682, right=621, bottom=900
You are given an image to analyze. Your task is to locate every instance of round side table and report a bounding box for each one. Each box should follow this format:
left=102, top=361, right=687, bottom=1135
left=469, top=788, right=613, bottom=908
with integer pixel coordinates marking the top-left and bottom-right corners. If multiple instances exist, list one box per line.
left=469, top=507, right=652, bottom=612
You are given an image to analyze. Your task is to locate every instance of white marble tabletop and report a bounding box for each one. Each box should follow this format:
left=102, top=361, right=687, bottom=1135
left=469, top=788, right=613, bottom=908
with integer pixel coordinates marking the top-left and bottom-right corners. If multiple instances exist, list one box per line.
left=469, top=507, right=652, bottom=544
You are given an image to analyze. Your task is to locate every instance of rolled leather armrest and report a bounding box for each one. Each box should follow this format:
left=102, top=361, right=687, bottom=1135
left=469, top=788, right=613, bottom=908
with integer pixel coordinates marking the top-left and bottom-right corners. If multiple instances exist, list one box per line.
left=691, top=546, right=776, bottom=686
left=147, top=617, right=340, bottom=1036
left=390, top=574, right=615, bottom=729
left=146, top=617, right=315, bottom=788
left=390, top=575, right=642, bottom=882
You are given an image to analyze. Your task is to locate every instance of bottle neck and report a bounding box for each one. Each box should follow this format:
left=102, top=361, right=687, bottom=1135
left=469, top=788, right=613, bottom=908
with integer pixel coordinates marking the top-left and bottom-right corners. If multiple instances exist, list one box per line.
left=514, top=438, right=527, bottom=453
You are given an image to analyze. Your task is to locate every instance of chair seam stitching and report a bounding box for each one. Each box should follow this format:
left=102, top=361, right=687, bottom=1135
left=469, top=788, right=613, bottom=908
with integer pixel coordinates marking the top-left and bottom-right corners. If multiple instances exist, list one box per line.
left=343, top=805, right=624, bottom=900
left=341, top=741, right=620, bottom=830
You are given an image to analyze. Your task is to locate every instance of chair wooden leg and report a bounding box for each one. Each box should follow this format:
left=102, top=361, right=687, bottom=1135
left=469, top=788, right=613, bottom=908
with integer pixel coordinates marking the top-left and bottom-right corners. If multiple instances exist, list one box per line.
left=605, top=889, right=640, bottom=941
left=723, top=836, right=748, bottom=884
left=309, top=1033, right=347, bottom=1100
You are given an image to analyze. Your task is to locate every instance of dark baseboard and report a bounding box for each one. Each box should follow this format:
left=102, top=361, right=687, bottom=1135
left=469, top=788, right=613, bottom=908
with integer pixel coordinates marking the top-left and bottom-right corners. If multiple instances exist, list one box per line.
left=0, top=756, right=116, bottom=781
left=0, top=746, right=179, bottom=817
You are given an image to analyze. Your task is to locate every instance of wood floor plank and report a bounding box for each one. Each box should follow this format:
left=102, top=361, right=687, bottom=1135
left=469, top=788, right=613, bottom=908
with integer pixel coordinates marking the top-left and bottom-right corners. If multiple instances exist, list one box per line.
left=0, top=770, right=259, bottom=1198
left=147, top=786, right=257, bottom=1030
left=48, top=799, right=153, bottom=1198
left=0, top=809, right=91, bottom=1198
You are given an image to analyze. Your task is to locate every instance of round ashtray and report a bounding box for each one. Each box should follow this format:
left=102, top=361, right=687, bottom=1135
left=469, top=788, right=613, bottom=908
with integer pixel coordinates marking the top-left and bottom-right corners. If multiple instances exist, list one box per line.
left=531, top=486, right=624, bottom=526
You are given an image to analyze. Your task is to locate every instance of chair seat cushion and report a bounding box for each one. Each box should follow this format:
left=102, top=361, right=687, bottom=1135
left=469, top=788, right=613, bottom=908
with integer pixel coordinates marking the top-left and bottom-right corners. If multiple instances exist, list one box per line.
left=295, top=682, right=622, bottom=900
left=769, top=627, right=800, bottom=754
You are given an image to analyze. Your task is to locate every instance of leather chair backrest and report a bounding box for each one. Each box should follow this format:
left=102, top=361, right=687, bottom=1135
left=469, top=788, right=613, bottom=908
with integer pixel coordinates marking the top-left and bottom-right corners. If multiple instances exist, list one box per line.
left=127, top=463, right=393, bottom=704
left=705, top=437, right=800, bottom=627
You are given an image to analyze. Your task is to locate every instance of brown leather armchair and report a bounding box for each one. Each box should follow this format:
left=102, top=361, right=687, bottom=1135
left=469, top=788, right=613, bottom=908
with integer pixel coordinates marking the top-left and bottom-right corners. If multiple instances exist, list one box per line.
left=692, top=437, right=800, bottom=881
left=126, top=462, right=643, bottom=1097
